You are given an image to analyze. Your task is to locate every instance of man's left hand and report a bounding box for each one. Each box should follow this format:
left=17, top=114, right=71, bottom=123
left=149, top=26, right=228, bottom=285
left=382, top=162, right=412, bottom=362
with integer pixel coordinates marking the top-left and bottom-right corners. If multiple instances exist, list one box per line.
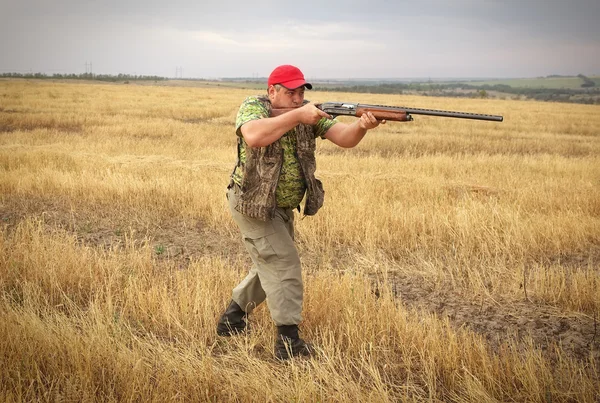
left=358, top=112, right=386, bottom=130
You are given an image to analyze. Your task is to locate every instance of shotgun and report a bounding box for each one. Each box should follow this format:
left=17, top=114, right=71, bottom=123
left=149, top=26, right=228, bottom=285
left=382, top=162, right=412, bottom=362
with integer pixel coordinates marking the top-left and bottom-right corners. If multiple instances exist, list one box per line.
left=273, top=102, right=503, bottom=122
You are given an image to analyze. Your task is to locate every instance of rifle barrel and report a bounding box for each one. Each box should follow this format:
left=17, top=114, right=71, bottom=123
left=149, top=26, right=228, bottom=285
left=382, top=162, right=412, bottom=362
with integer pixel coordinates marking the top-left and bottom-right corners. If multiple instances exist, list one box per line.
left=400, top=106, right=503, bottom=122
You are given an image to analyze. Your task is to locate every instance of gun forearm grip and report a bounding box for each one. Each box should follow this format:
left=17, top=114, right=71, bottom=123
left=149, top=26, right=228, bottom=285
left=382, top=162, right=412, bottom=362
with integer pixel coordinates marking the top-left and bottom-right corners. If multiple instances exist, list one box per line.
left=355, top=107, right=412, bottom=122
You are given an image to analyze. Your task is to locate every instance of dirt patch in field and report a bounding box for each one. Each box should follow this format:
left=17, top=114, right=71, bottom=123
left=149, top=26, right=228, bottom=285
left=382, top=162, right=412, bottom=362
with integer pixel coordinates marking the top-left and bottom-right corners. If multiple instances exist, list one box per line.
left=0, top=196, right=246, bottom=270
left=1, top=198, right=598, bottom=367
left=374, top=272, right=599, bottom=365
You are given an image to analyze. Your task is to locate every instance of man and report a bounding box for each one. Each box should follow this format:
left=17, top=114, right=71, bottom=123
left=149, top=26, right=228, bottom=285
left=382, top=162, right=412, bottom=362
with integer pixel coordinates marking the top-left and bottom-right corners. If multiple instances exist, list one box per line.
left=217, top=64, right=383, bottom=360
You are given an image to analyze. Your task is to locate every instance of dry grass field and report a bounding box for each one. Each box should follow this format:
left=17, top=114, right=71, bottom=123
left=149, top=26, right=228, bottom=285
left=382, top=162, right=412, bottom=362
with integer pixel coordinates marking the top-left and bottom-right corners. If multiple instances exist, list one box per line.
left=1, top=78, right=599, bottom=402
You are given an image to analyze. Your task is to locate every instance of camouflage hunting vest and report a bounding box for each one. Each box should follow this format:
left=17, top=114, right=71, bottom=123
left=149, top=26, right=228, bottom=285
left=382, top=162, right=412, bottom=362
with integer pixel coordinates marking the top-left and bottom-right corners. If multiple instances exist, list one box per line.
left=232, top=96, right=324, bottom=221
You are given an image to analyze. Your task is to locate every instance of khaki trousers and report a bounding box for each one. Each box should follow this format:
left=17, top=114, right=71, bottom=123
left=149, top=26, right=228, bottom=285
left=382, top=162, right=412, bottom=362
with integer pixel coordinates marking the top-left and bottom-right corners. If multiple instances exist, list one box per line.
left=227, top=185, right=303, bottom=326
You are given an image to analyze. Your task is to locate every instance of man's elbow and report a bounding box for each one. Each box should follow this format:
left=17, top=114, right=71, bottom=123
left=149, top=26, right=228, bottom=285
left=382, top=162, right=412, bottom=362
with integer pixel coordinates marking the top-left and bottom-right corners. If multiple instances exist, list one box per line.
left=243, top=134, right=265, bottom=148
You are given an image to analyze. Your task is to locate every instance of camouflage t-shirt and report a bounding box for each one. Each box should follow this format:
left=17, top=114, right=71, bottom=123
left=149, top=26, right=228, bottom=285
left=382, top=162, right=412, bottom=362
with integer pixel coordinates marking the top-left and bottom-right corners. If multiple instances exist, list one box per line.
left=233, top=96, right=337, bottom=209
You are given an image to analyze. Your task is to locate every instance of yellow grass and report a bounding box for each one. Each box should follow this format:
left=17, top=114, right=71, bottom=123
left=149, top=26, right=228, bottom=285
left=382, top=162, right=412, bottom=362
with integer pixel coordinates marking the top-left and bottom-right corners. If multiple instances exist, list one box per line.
left=1, top=79, right=599, bottom=401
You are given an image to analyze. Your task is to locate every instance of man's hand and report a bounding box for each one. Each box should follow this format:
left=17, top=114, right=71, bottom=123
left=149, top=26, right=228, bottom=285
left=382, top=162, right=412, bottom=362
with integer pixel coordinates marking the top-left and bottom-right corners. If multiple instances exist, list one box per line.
left=358, top=112, right=386, bottom=130
left=294, top=103, right=332, bottom=125
left=324, top=111, right=385, bottom=148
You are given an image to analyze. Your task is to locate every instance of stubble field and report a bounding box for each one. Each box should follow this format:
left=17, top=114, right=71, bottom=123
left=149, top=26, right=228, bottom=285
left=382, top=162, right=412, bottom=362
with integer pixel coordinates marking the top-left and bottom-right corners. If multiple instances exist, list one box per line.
left=1, top=79, right=599, bottom=402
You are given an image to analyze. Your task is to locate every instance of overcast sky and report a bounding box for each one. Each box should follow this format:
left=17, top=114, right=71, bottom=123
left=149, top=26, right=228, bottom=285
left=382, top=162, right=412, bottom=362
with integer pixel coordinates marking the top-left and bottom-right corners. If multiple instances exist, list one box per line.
left=1, top=0, right=599, bottom=79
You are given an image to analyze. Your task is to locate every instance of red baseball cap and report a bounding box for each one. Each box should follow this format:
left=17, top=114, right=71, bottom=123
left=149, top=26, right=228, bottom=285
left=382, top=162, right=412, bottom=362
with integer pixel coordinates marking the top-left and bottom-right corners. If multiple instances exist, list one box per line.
left=267, top=65, right=313, bottom=90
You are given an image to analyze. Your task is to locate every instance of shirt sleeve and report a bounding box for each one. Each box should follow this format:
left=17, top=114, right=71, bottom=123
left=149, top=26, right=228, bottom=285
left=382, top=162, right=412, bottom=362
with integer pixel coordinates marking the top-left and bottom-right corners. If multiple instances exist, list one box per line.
left=313, top=117, right=338, bottom=139
left=235, top=97, right=268, bottom=138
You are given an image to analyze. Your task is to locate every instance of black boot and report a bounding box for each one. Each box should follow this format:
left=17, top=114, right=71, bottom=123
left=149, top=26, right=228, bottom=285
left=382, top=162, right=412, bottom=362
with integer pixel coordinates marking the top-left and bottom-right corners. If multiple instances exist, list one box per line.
left=274, top=325, right=314, bottom=360
left=216, top=300, right=248, bottom=336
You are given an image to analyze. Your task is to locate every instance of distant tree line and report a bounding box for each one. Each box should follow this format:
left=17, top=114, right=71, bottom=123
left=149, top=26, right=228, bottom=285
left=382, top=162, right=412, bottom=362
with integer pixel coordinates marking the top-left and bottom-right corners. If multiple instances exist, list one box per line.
left=577, top=74, right=596, bottom=88
left=2, top=72, right=597, bottom=104
left=0, top=72, right=167, bottom=82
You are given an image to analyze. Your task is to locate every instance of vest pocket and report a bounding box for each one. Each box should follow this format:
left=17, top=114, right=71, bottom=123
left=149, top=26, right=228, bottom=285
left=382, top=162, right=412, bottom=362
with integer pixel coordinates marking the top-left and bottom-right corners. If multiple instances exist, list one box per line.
left=304, top=178, right=324, bottom=216
left=228, top=186, right=277, bottom=238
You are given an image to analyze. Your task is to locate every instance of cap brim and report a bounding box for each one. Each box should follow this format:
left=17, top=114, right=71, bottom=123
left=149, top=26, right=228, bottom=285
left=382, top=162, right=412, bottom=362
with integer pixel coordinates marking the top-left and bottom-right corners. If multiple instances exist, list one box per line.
left=281, top=80, right=312, bottom=90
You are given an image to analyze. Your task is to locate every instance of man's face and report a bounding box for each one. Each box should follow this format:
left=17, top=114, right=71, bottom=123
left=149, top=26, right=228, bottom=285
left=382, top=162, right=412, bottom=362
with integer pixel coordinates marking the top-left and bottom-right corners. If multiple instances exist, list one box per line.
left=268, top=85, right=305, bottom=108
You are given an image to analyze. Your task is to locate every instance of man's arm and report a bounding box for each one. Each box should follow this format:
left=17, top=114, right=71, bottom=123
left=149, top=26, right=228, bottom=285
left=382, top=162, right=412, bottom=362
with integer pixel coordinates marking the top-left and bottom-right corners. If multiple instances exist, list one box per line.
left=241, top=104, right=331, bottom=148
left=324, top=112, right=384, bottom=148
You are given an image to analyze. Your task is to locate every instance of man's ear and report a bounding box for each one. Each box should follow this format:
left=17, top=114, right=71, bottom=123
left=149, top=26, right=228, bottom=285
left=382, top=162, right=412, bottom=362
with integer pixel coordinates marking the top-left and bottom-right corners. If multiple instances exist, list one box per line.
left=267, top=85, right=276, bottom=100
